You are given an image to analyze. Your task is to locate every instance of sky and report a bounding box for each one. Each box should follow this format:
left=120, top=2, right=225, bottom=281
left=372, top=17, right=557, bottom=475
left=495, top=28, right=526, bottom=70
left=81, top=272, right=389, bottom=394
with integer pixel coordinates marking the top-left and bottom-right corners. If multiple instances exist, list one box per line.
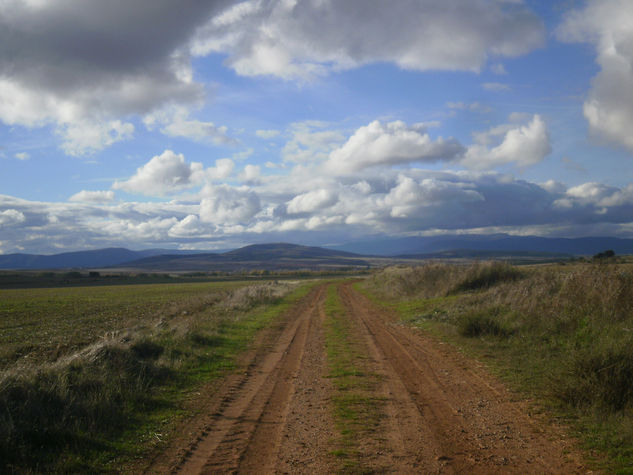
left=2, top=0, right=633, bottom=254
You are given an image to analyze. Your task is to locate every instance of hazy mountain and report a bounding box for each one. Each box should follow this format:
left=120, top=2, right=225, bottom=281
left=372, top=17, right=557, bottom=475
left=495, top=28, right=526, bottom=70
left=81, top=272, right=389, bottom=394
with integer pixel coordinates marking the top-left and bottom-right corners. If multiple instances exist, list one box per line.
left=1, top=236, right=631, bottom=271
left=123, top=243, right=369, bottom=271
left=0, top=248, right=203, bottom=270
left=326, top=235, right=633, bottom=256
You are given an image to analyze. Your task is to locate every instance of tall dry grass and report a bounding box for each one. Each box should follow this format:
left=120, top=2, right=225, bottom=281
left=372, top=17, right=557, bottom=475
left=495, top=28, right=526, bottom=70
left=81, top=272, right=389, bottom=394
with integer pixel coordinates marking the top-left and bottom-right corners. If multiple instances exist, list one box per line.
left=367, top=261, right=633, bottom=414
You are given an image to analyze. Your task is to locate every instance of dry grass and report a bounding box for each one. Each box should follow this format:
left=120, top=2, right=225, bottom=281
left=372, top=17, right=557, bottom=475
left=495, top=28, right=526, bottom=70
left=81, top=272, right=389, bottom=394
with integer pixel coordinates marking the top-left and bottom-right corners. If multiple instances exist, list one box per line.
left=363, top=260, right=633, bottom=471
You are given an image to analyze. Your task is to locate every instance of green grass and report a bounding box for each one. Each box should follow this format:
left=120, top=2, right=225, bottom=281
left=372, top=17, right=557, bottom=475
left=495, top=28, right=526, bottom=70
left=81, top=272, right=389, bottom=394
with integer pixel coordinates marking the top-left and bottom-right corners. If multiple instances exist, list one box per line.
left=361, top=261, right=633, bottom=473
left=323, top=284, right=385, bottom=474
left=0, top=280, right=316, bottom=473
left=0, top=281, right=251, bottom=369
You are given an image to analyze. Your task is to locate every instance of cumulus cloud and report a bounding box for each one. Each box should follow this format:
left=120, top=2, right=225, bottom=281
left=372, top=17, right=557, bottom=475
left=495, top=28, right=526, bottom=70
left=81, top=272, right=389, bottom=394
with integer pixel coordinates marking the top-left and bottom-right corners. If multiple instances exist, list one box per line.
left=168, top=214, right=209, bottom=238
left=461, top=114, right=551, bottom=169
left=200, top=184, right=261, bottom=224
left=4, top=170, right=633, bottom=254
left=0, top=209, right=26, bottom=226
left=558, top=0, right=633, bottom=152
left=326, top=120, right=464, bottom=174
left=144, top=106, right=237, bottom=145
left=240, top=164, right=261, bottom=183
left=207, top=158, right=235, bottom=180
left=192, top=0, right=544, bottom=79
left=287, top=189, right=337, bottom=214
left=14, top=152, right=29, bottom=161
left=554, top=182, right=633, bottom=209
left=113, top=150, right=204, bottom=196
left=282, top=121, right=345, bottom=163
left=381, top=175, right=483, bottom=218
left=69, top=190, right=115, bottom=203
left=0, top=1, right=231, bottom=154
left=60, top=120, right=134, bottom=156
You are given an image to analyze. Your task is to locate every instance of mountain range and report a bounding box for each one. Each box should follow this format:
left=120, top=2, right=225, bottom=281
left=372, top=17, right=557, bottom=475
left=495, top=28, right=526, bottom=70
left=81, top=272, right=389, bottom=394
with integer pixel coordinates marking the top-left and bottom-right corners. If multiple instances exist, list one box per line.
left=0, top=235, right=629, bottom=270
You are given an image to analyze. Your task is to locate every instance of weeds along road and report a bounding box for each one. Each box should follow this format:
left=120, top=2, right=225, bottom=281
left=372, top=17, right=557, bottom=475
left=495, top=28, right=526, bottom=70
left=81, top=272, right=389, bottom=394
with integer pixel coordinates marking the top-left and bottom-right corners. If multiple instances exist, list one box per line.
left=143, top=282, right=589, bottom=474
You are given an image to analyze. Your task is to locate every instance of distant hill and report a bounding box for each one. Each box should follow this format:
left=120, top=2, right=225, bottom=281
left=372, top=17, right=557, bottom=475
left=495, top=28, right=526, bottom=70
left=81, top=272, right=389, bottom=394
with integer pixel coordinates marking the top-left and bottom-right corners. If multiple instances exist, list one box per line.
left=2, top=235, right=632, bottom=271
left=326, top=234, right=633, bottom=257
left=123, top=243, right=369, bottom=271
left=0, top=248, right=203, bottom=270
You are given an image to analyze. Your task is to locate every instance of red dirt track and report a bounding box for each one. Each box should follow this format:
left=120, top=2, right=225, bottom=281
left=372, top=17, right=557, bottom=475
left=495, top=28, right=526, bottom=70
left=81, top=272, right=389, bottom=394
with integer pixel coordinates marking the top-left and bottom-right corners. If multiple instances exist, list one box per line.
left=142, top=282, right=591, bottom=474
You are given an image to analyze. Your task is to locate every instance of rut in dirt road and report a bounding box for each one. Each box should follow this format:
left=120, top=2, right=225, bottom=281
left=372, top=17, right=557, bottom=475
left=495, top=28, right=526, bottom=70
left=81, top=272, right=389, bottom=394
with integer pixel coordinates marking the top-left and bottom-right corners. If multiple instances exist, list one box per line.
left=158, top=284, right=336, bottom=475
left=337, top=282, right=589, bottom=474
left=145, top=281, right=590, bottom=475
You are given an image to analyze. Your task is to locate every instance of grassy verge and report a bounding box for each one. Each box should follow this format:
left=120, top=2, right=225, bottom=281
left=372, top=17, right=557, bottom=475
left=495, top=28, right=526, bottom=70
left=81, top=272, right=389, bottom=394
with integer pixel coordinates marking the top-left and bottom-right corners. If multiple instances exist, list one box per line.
left=361, top=261, right=633, bottom=474
left=323, top=283, right=384, bottom=474
left=0, top=280, right=316, bottom=473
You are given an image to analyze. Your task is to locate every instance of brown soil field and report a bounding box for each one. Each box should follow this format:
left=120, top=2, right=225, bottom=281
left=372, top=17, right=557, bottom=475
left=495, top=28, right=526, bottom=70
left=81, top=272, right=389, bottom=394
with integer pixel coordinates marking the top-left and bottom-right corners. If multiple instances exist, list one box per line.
left=140, top=282, right=591, bottom=474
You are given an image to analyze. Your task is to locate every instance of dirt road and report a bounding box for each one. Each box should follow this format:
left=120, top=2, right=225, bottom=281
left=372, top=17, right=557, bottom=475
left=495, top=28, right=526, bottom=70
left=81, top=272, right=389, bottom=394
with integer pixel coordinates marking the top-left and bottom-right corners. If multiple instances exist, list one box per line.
left=143, top=282, right=590, bottom=474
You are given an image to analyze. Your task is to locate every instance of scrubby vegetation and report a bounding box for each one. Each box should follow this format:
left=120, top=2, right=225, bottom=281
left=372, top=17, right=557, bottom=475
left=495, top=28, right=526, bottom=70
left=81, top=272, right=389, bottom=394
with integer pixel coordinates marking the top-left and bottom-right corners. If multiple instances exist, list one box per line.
left=363, top=259, right=633, bottom=471
left=0, top=280, right=305, bottom=472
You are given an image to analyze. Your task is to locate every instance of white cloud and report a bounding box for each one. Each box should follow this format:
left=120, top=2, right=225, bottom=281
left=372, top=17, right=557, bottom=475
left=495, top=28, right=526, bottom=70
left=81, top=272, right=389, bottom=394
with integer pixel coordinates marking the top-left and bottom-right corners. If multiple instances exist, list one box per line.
left=0, top=1, right=230, bottom=155
left=69, top=190, right=115, bottom=203
left=0, top=209, right=26, bottom=226
left=207, top=158, right=235, bottom=181
left=101, top=217, right=179, bottom=241
left=240, top=164, right=261, bottom=183
left=113, top=150, right=204, bottom=196
left=4, top=169, right=633, bottom=254
left=447, top=101, right=492, bottom=113
left=144, top=105, right=237, bottom=145
left=287, top=189, right=337, bottom=214
left=558, top=0, right=633, bottom=152
left=381, top=175, right=483, bottom=218
left=554, top=182, right=633, bottom=209
left=168, top=214, right=209, bottom=238
left=461, top=114, right=551, bottom=169
left=282, top=121, right=345, bottom=163
left=199, top=184, right=261, bottom=224
left=491, top=62, right=507, bottom=75
left=256, top=129, right=280, bottom=139
left=192, top=0, right=544, bottom=79
left=60, top=120, right=134, bottom=156
left=482, top=82, right=511, bottom=92
left=14, top=152, right=29, bottom=160
left=326, top=120, right=464, bottom=174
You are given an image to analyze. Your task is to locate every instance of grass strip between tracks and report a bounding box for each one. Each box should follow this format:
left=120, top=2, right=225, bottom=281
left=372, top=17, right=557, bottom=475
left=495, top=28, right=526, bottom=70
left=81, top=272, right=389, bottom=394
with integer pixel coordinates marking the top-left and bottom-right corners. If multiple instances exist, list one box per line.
left=324, top=283, right=385, bottom=474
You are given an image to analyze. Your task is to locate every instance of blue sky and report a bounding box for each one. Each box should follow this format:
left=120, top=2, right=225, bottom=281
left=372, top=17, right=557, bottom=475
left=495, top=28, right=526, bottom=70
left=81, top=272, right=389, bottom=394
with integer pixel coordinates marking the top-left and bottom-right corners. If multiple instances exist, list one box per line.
left=2, top=0, right=633, bottom=254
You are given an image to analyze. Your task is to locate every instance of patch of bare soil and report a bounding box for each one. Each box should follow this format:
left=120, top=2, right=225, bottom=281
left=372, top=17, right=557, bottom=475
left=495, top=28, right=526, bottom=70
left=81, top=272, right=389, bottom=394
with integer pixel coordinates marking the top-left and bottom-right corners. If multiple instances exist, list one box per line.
left=142, top=282, right=593, bottom=474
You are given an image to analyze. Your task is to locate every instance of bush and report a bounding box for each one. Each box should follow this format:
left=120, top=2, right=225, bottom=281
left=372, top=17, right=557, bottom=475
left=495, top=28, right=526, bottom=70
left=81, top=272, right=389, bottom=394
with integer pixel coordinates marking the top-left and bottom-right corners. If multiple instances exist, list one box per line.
left=451, top=261, right=523, bottom=294
left=458, top=310, right=511, bottom=338
left=555, top=338, right=633, bottom=412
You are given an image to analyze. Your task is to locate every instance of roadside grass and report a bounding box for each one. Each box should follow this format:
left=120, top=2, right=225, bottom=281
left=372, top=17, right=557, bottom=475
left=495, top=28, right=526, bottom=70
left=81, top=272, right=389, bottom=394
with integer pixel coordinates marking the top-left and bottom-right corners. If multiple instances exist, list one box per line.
left=361, top=261, right=633, bottom=474
left=0, top=280, right=314, bottom=473
left=323, top=284, right=385, bottom=474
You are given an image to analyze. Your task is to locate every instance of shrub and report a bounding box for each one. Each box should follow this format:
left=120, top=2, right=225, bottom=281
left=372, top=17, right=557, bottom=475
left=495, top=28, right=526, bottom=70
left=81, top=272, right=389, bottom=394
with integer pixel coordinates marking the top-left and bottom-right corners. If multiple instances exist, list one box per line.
left=451, top=261, right=523, bottom=294
left=555, top=338, right=633, bottom=412
left=458, top=310, right=511, bottom=338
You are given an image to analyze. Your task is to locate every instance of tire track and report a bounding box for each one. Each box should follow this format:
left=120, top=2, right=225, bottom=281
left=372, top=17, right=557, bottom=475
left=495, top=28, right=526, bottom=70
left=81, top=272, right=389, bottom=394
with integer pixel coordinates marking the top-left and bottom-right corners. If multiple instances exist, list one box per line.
left=145, top=285, right=327, bottom=475
left=338, top=282, right=588, bottom=474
